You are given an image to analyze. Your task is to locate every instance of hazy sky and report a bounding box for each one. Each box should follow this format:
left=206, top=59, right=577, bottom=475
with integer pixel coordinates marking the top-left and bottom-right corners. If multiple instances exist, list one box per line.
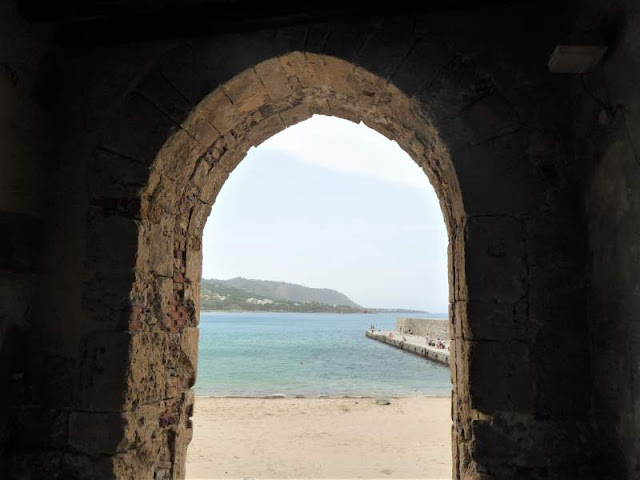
left=202, top=115, right=449, bottom=312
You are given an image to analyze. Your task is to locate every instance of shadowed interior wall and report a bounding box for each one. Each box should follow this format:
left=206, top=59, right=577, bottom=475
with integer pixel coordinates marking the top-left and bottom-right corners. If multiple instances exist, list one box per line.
left=0, top=1, right=52, bottom=475
left=41, top=9, right=591, bottom=479
left=0, top=0, right=638, bottom=478
left=575, top=0, right=640, bottom=477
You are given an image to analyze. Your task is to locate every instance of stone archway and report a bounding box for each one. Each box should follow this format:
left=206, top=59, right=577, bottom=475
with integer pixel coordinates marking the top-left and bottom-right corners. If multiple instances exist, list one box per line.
left=68, top=15, right=590, bottom=480
left=110, top=52, right=468, bottom=479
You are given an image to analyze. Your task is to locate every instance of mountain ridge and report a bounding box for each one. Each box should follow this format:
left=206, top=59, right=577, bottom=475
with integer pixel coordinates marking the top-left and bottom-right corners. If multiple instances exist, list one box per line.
left=200, top=277, right=428, bottom=313
left=222, top=277, right=361, bottom=308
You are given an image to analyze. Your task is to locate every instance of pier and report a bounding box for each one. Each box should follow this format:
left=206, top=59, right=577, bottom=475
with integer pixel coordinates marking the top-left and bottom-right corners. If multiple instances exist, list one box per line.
left=365, top=331, right=450, bottom=366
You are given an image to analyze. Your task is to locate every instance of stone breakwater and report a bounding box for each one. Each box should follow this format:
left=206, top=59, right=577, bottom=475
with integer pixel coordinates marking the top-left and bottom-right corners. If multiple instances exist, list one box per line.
left=366, top=331, right=450, bottom=366
left=397, top=317, right=449, bottom=339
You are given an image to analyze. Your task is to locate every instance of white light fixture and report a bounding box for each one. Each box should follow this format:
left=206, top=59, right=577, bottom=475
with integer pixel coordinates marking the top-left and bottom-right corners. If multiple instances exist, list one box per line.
left=548, top=45, right=608, bottom=73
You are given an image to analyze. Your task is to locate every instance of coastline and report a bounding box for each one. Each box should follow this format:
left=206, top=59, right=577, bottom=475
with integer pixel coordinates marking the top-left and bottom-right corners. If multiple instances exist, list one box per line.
left=194, top=393, right=451, bottom=399
left=187, top=396, right=452, bottom=479
left=200, top=309, right=436, bottom=315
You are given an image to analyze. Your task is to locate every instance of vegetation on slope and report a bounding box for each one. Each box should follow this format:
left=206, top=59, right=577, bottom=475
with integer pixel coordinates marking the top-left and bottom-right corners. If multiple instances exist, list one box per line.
left=200, top=277, right=427, bottom=313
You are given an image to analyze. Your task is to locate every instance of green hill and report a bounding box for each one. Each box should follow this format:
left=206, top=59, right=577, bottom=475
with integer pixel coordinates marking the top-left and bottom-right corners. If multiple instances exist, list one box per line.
left=200, top=277, right=429, bottom=313
left=223, top=277, right=360, bottom=307
left=201, top=277, right=363, bottom=312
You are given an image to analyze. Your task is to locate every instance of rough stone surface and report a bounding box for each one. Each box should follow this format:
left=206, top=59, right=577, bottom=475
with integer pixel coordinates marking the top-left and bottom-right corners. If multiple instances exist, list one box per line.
left=576, top=0, right=640, bottom=477
left=2, top=0, right=639, bottom=479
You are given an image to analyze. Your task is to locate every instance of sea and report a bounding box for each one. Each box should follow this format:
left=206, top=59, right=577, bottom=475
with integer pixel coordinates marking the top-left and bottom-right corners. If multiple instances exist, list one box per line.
left=195, top=311, right=451, bottom=398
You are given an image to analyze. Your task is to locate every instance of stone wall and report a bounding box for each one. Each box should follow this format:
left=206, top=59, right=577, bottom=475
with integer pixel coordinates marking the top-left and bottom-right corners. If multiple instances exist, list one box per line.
left=1, top=0, right=634, bottom=478
left=574, top=0, right=640, bottom=477
left=67, top=9, right=591, bottom=477
left=397, top=318, right=449, bottom=339
left=0, top=2, right=52, bottom=477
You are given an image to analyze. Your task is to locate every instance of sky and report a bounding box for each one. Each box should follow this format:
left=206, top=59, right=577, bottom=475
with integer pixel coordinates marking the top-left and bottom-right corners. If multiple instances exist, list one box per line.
left=201, top=115, right=449, bottom=312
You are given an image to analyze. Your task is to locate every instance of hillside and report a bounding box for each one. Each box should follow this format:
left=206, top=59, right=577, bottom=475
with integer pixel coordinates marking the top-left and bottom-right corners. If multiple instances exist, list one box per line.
left=200, top=277, right=429, bottom=313
left=200, top=277, right=363, bottom=313
left=222, top=277, right=361, bottom=308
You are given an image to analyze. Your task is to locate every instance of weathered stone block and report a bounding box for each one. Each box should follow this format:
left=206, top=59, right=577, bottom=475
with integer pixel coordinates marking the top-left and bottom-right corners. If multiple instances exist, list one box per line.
left=390, top=35, right=453, bottom=97
left=279, top=99, right=331, bottom=127
left=0, top=276, right=33, bottom=330
left=11, top=407, right=68, bottom=449
left=85, top=211, right=140, bottom=274
left=185, top=238, right=203, bottom=282
left=69, top=411, right=126, bottom=455
left=327, top=99, right=360, bottom=124
left=279, top=101, right=314, bottom=127
left=198, top=164, right=228, bottom=205
left=458, top=94, right=520, bottom=143
left=0, top=211, right=42, bottom=273
left=189, top=155, right=214, bottom=192
left=451, top=339, right=474, bottom=404
left=199, top=89, right=239, bottom=134
left=10, top=451, right=63, bottom=479
left=63, top=451, right=139, bottom=480
left=186, top=200, right=212, bottom=236
left=414, top=55, right=483, bottom=125
left=89, top=147, right=150, bottom=200
left=308, top=54, right=358, bottom=96
left=100, top=92, right=178, bottom=164
left=468, top=341, right=535, bottom=413
left=154, top=128, right=205, bottom=185
left=449, top=222, right=468, bottom=302
left=353, top=16, right=416, bottom=80
left=126, top=331, right=191, bottom=407
left=279, top=51, right=306, bottom=79
left=454, top=300, right=533, bottom=341
left=449, top=132, right=543, bottom=216
left=223, top=68, right=271, bottom=115
left=248, top=114, right=285, bottom=147
left=136, top=68, right=193, bottom=125
left=532, top=327, right=591, bottom=418
left=214, top=132, right=253, bottom=175
left=42, top=354, right=76, bottom=408
left=83, top=271, right=136, bottom=329
left=139, top=216, right=174, bottom=277
left=255, top=58, right=293, bottom=101
left=180, top=327, right=199, bottom=378
left=361, top=116, right=399, bottom=142
left=182, top=109, right=220, bottom=149
left=464, top=216, right=526, bottom=303
left=471, top=415, right=580, bottom=468
left=143, top=274, right=174, bottom=329
left=76, top=331, right=131, bottom=411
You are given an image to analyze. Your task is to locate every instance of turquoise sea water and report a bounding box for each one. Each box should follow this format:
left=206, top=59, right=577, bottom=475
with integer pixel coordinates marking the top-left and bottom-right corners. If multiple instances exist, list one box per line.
left=196, top=311, right=451, bottom=398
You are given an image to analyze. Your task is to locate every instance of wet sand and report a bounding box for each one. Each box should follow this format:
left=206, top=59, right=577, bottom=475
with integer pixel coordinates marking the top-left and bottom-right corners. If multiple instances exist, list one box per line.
left=186, top=396, right=451, bottom=479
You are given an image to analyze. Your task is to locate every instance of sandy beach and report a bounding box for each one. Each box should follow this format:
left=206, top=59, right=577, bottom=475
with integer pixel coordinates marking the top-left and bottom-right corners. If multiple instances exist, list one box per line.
left=186, top=396, right=452, bottom=479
